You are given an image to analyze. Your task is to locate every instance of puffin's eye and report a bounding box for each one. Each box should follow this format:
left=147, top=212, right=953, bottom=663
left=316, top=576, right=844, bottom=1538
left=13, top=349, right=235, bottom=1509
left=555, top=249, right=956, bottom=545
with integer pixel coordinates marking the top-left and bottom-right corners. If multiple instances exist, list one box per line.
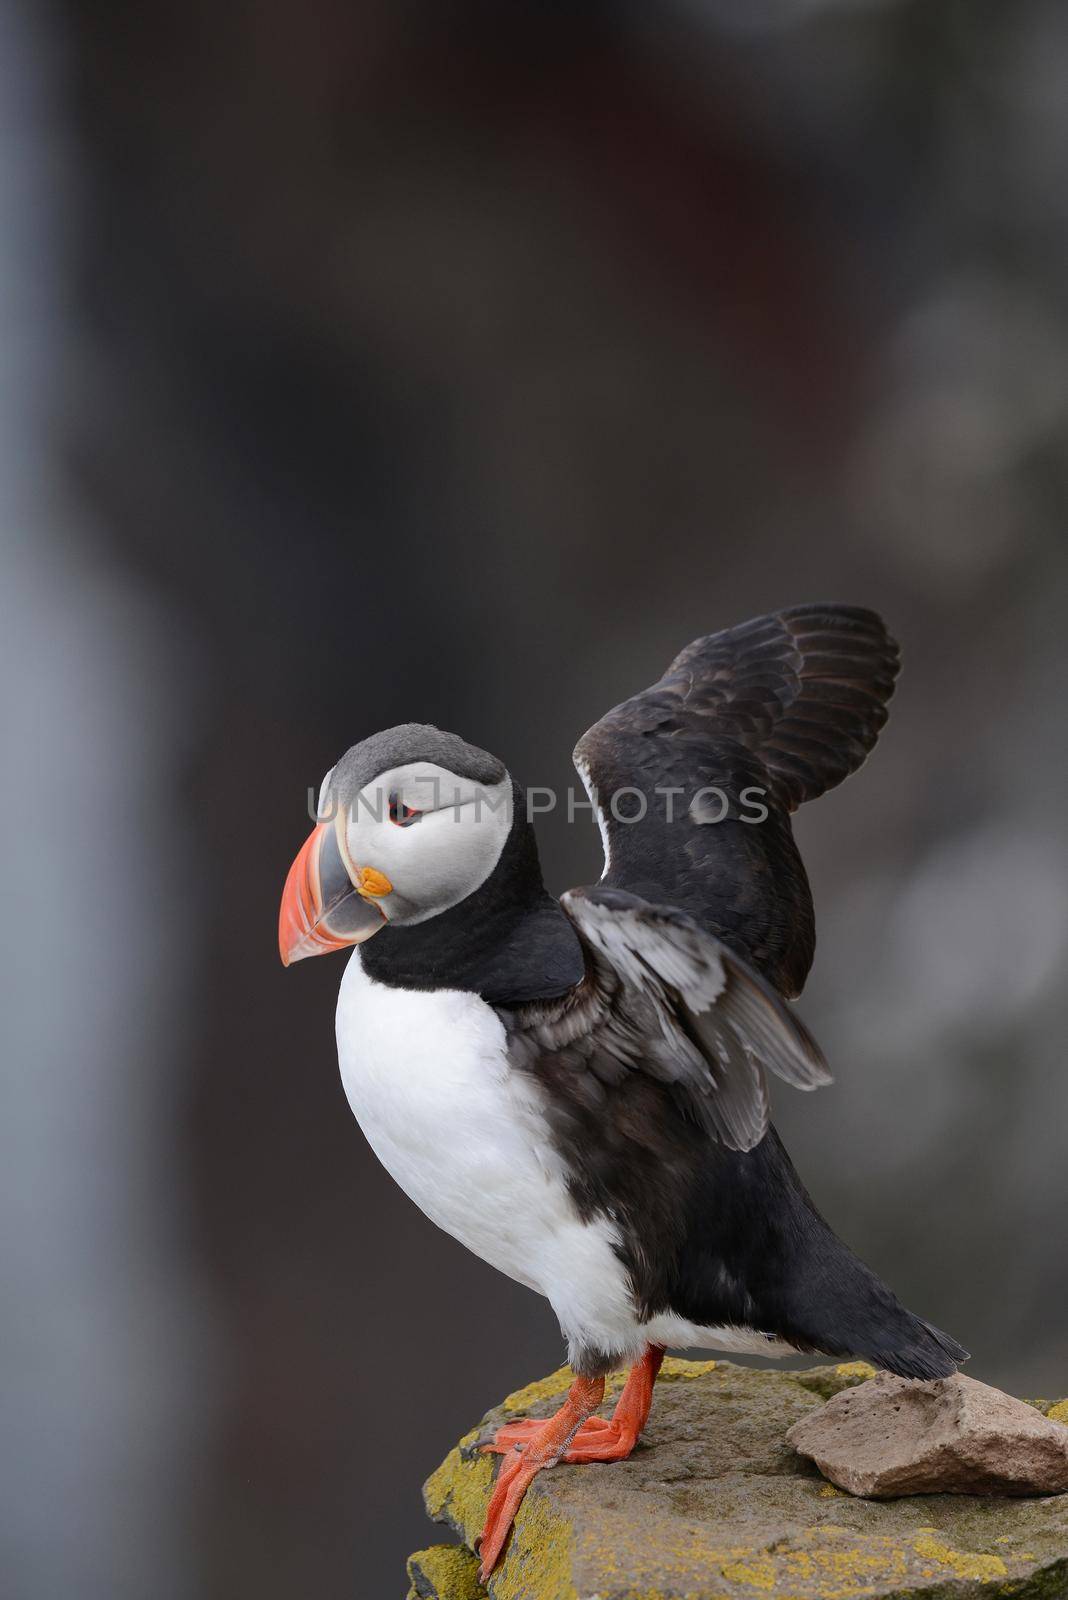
left=388, top=792, right=422, bottom=827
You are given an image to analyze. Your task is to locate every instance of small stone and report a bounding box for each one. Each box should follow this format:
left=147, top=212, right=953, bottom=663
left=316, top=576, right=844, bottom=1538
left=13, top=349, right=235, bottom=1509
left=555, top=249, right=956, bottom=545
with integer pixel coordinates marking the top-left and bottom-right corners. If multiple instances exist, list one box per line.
left=787, top=1371, right=1068, bottom=1498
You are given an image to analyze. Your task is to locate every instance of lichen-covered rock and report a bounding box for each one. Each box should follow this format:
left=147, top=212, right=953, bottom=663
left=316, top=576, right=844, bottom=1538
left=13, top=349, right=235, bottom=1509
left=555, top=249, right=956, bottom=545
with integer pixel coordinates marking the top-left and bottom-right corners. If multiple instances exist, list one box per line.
left=406, top=1542, right=486, bottom=1600
left=787, top=1371, right=1068, bottom=1499
left=418, top=1358, right=1068, bottom=1599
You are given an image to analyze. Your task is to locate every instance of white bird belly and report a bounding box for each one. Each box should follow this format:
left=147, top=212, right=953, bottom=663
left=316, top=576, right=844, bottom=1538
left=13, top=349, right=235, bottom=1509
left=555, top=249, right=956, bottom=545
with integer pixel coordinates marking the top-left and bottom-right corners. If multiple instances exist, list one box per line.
left=335, top=954, right=639, bottom=1356
left=334, top=954, right=796, bottom=1367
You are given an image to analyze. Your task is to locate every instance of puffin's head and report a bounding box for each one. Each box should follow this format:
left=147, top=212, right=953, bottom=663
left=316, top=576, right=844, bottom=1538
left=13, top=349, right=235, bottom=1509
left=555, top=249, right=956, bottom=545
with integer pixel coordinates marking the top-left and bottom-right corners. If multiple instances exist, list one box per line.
left=278, top=724, right=513, bottom=965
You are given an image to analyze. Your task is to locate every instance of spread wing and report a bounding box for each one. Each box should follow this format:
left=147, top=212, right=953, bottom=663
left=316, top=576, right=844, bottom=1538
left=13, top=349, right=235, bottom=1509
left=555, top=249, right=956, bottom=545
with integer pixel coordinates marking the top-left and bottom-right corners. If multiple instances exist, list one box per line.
left=572, top=604, right=899, bottom=997
left=505, top=885, right=829, bottom=1154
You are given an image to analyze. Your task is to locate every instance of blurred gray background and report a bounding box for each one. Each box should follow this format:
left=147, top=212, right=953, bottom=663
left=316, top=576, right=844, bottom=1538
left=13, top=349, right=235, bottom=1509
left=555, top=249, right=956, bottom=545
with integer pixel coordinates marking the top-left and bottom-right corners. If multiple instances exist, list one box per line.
left=3, top=1, right=1067, bottom=1595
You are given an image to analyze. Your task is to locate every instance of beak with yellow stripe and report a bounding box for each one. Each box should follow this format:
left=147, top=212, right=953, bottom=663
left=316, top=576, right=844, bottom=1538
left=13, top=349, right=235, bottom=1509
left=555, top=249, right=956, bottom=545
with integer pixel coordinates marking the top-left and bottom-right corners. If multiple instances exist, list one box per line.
left=278, top=819, right=394, bottom=965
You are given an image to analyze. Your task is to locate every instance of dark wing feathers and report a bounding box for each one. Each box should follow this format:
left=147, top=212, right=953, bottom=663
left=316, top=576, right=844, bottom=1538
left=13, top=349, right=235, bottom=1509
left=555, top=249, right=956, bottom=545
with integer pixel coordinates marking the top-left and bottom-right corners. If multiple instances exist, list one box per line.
left=508, top=606, right=966, bottom=1376
left=657, top=604, right=899, bottom=812
left=572, top=603, right=900, bottom=996
left=507, top=885, right=829, bottom=1154
left=524, top=606, right=894, bottom=1154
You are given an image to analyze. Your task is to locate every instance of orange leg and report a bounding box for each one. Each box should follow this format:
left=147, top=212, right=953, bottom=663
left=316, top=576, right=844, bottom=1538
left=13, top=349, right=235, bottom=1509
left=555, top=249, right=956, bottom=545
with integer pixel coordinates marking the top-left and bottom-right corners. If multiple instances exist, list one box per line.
left=478, top=1346, right=664, bottom=1576
left=477, top=1371, right=605, bottom=1578
left=484, top=1344, right=664, bottom=1464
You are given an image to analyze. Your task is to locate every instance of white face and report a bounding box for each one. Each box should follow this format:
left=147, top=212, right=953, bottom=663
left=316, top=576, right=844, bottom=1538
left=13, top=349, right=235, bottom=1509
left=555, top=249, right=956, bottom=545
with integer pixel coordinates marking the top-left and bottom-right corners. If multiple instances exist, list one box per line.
left=323, top=760, right=513, bottom=926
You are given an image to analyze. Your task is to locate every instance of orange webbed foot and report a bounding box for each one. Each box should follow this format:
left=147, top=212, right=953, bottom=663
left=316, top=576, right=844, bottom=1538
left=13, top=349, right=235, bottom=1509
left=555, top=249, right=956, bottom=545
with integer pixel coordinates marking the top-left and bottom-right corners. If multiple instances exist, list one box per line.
left=477, top=1346, right=664, bottom=1577
left=483, top=1412, right=633, bottom=1462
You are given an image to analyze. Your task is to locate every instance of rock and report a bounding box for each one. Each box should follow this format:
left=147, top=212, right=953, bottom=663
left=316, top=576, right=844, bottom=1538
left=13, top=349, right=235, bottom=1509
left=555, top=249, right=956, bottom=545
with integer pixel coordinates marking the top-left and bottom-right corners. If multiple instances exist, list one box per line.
left=786, top=1371, right=1068, bottom=1498
left=406, top=1543, right=486, bottom=1600
left=417, top=1358, right=1068, bottom=1598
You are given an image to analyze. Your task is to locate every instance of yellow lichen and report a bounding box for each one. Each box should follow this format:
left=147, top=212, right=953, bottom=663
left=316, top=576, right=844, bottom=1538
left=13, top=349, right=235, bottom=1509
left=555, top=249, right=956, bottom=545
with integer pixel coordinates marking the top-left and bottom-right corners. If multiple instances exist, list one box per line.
left=833, top=1361, right=877, bottom=1381
left=911, top=1534, right=1007, bottom=1583
left=574, top=1516, right=750, bottom=1586
left=491, top=1488, right=578, bottom=1600
left=721, top=1527, right=914, bottom=1597
left=659, top=1356, right=718, bottom=1380
left=712, top=1523, right=1027, bottom=1599
left=817, top=1482, right=842, bottom=1498
left=406, top=1542, right=486, bottom=1600
left=501, top=1367, right=574, bottom=1413
left=423, top=1443, right=495, bottom=1550
left=1047, top=1399, right=1068, bottom=1425
left=721, top=1552, right=777, bottom=1590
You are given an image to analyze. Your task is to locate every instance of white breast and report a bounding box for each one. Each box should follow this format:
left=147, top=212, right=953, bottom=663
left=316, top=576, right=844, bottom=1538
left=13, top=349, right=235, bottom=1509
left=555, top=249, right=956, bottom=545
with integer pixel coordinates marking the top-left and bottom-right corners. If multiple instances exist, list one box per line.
left=334, top=954, right=797, bottom=1369
left=334, top=952, right=641, bottom=1361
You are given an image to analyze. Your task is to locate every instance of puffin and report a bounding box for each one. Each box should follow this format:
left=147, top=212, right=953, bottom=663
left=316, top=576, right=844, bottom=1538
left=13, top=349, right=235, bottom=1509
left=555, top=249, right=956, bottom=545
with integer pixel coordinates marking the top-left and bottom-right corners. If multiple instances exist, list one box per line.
left=278, top=604, right=966, bottom=1577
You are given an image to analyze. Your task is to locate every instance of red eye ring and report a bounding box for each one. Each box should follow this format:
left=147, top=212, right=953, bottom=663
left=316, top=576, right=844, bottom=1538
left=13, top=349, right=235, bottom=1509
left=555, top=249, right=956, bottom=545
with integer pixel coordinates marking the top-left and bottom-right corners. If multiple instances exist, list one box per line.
left=388, top=793, right=422, bottom=827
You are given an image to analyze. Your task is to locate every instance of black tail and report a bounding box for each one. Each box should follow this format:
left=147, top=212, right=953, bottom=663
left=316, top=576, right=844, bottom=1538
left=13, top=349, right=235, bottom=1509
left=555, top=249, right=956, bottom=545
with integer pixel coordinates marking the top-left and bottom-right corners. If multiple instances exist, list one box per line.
left=777, top=1222, right=968, bottom=1379
left=675, top=1129, right=968, bottom=1379
left=763, top=1133, right=968, bottom=1378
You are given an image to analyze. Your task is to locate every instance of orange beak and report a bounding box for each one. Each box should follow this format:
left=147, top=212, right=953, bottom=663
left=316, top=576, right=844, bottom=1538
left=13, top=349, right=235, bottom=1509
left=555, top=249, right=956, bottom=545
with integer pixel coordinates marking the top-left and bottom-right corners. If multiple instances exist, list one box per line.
left=278, top=821, right=391, bottom=966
